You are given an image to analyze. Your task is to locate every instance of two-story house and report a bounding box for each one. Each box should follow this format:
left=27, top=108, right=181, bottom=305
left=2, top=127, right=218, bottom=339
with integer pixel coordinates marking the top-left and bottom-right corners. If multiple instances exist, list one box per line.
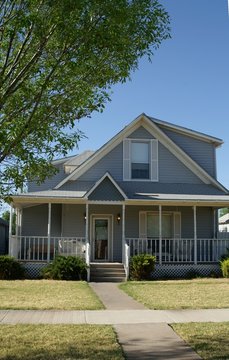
left=9, top=114, right=229, bottom=280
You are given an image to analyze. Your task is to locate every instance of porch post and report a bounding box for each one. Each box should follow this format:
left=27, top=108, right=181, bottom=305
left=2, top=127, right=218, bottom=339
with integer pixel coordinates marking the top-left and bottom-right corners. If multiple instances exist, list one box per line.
left=85, top=203, right=89, bottom=263
left=193, top=206, right=197, bottom=264
left=9, top=205, right=13, bottom=256
left=47, top=203, right=51, bottom=262
left=122, top=203, right=126, bottom=264
left=85, top=203, right=90, bottom=282
left=159, top=205, right=162, bottom=265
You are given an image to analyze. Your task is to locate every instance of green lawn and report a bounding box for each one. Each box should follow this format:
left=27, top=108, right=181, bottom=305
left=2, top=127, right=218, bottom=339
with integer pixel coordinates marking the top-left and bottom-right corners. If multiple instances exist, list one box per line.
left=173, top=322, right=229, bottom=360
left=0, top=324, right=124, bottom=360
left=119, top=278, right=229, bottom=309
left=0, top=280, right=104, bottom=310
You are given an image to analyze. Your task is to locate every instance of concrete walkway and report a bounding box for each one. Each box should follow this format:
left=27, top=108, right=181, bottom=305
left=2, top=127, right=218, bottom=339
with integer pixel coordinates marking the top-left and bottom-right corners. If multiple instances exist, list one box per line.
left=89, top=282, right=226, bottom=360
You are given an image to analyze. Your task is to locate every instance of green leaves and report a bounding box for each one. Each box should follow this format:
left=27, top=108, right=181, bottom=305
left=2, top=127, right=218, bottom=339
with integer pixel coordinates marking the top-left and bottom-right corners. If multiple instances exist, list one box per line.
left=0, top=0, right=170, bottom=199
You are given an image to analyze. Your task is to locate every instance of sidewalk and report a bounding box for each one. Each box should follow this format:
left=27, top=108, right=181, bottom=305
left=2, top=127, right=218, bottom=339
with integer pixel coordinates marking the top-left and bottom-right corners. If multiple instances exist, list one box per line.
left=1, top=308, right=229, bottom=324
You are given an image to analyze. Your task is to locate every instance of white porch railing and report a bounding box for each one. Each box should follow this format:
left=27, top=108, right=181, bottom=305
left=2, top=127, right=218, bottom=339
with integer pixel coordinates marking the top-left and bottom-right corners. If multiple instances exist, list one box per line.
left=11, top=236, right=86, bottom=262
left=123, top=242, right=130, bottom=280
left=126, top=238, right=229, bottom=263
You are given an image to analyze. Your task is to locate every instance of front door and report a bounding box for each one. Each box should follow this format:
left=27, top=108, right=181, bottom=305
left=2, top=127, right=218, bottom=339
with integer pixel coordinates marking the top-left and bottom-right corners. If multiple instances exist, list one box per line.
left=93, top=216, right=111, bottom=261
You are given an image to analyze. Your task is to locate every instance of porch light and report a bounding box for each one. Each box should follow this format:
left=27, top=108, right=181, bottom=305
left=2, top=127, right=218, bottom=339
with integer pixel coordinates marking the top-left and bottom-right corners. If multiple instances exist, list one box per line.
left=117, top=213, right=121, bottom=224
left=84, top=212, right=87, bottom=222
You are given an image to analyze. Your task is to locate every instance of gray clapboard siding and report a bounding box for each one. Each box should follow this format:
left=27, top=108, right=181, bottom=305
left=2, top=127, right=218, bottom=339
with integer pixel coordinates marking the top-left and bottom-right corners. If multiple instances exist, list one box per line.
left=88, top=177, right=124, bottom=201
left=125, top=205, right=214, bottom=239
left=62, top=204, right=85, bottom=237
left=22, top=204, right=61, bottom=236
left=28, top=163, right=66, bottom=192
left=161, top=127, right=216, bottom=178
left=77, top=143, right=123, bottom=182
left=74, top=140, right=204, bottom=189
left=127, top=126, right=155, bottom=139
left=0, top=219, right=9, bottom=255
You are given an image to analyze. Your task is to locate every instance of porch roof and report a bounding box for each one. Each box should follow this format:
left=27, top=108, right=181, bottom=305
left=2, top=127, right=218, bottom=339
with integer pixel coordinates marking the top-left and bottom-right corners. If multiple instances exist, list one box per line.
left=11, top=189, right=229, bottom=208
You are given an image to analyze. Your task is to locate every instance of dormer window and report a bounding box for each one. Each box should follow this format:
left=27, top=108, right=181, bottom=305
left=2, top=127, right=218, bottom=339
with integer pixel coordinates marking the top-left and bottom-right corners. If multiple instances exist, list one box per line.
left=123, top=138, right=158, bottom=181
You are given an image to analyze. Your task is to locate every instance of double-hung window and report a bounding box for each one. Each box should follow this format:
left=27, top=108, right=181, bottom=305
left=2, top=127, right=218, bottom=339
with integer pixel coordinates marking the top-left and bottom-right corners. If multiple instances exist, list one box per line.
left=123, top=138, right=158, bottom=181
left=139, top=211, right=181, bottom=239
left=131, top=141, right=150, bottom=179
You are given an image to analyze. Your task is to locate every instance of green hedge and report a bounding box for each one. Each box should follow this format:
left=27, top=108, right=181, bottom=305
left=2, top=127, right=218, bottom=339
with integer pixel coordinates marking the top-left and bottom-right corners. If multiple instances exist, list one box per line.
left=0, top=256, right=25, bottom=279
left=130, top=254, right=156, bottom=280
left=42, top=255, right=88, bottom=280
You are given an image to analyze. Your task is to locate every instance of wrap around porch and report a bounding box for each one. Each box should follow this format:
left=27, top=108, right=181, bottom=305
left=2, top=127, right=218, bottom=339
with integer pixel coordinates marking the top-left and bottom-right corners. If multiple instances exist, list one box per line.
left=9, top=202, right=229, bottom=279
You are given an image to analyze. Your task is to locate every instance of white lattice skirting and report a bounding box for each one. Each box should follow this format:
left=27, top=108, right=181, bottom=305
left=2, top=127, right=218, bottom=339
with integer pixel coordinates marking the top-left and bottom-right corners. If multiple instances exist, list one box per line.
left=21, top=262, right=221, bottom=280
left=152, top=263, right=221, bottom=279
left=21, top=262, right=48, bottom=278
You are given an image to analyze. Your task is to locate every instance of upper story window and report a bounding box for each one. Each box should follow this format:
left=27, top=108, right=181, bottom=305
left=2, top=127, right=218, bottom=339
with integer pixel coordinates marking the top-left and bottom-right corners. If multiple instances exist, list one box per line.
left=123, top=138, right=158, bottom=181
left=131, top=141, right=149, bottom=179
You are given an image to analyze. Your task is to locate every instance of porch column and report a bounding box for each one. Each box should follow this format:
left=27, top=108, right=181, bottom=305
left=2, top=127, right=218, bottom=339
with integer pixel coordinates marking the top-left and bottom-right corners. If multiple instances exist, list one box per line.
left=9, top=205, right=13, bottom=256
left=193, top=206, right=197, bottom=264
left=85, top=203, right=89, bottom=264
left=122, top=203, right=126, bottom=264
left=159, top=205, right=162, bottom=265
left=47, top=203, right=51, bottom=262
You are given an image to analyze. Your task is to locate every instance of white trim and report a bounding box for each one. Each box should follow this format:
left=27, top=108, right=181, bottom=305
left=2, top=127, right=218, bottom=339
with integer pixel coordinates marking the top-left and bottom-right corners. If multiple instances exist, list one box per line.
left=90, top=214, right=113, bottom=262
left=159, top=205, right=162, bottom=265
left=123, top=138, right=158, bottom=182
left=54, top=113, right=227, bottom=193
left=86, top=172, right=127, bottom=199
left=193, top=206, right=197, bottom=265
left=47, top=203, right=51, bottom=262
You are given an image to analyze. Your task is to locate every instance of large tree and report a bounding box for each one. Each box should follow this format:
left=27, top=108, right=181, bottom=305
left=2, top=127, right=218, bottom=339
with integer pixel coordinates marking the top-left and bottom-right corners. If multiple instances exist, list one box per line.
left=0, top=0, right=170, bottom=199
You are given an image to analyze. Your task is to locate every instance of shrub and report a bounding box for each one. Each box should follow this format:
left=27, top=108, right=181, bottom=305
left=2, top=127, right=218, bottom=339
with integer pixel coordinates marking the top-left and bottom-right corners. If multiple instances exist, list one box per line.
left=221, top=258, right=229, bottom=278
left=221, top=248, right=229, bottom=261
left=130, top=254, right=156, bottom=280
left=0, top=255, right=25, bottom=279
left=42, top=255, right=88, bottom=280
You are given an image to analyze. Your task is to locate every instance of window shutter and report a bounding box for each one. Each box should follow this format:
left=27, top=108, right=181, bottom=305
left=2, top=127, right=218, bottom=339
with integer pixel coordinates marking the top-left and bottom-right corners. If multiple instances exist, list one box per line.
left=174, top=212, right=181, bottom=239
left=150, top=139, right=158, bottom=181
left=123, top=139, right=131, bottom=180
left=139, top=211, right=147, bottom=238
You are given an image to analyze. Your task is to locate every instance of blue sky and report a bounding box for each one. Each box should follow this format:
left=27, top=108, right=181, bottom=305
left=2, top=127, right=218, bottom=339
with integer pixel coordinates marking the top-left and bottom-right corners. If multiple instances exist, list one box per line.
left=74, top=0, right=229, bottom=189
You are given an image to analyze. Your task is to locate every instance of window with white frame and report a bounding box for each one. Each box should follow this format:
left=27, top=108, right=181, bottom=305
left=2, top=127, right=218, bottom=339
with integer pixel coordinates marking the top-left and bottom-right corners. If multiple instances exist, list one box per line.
left=123, top=138, right=158, bottom=181
left=139, top=211, right=181, bottom=239
left=131, top=141, right=150, bottom=179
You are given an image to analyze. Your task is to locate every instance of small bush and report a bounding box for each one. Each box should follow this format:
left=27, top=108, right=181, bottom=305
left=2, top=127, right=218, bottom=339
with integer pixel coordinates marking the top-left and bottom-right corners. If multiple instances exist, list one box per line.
left=221, top=258, right=229, bottom=278
left=42, top=255, right=88, bottom=280
left=0, top=255, right=24, bottom=279
left=130, top=254, right=156, bottom=280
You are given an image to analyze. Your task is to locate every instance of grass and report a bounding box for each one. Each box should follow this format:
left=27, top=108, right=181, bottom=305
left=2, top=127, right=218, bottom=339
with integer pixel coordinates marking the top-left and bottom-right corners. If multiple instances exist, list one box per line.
left=0, top=280, right=104, bottom=310
left=172, top=322, right=229, bottom=360
left=0, top=324, right=124, bottom=360
left=119, top=278, right=229, bottom=309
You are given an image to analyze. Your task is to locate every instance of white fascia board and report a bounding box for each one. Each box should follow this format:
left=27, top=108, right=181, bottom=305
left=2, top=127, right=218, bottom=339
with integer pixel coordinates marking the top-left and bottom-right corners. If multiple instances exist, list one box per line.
left=142, top=115, right=228, bottom=193
left=54, top=114, right=146, bottom=189
left=85, top=172, right=127, bottom=199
